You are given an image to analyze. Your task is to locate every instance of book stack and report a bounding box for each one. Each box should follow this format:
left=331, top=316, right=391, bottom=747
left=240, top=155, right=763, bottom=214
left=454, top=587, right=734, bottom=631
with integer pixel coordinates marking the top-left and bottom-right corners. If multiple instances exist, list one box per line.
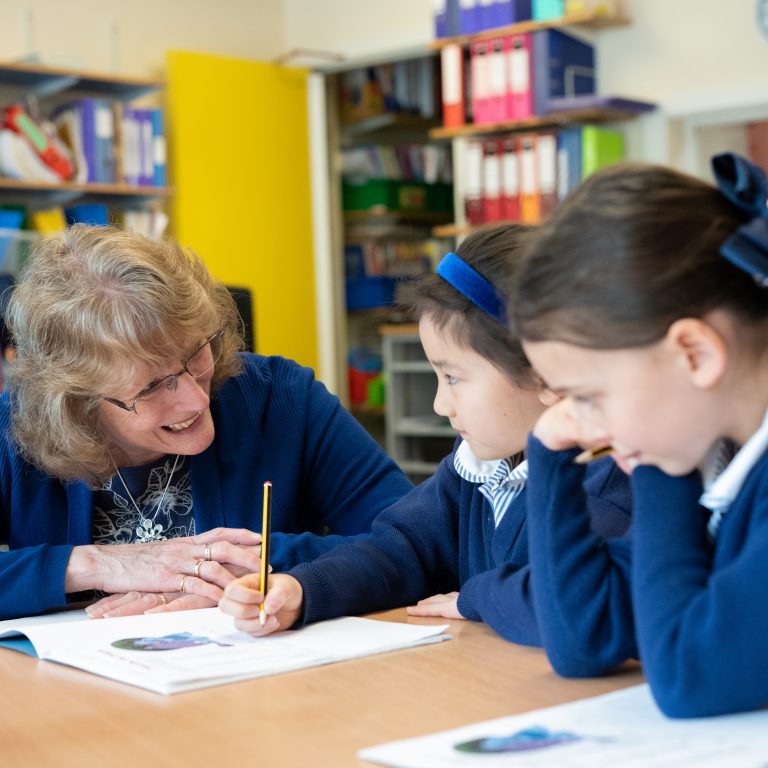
left=341, top=144, right=453, bottom=183
left=441, top=28, right=596, bottom=128
left=53, top=100, right=166, bottom=187
left=434, top=0, right=621, bottom=38
left=462, top=124, right=625, bottom=225
left=339, top=58, right=439, bottom=123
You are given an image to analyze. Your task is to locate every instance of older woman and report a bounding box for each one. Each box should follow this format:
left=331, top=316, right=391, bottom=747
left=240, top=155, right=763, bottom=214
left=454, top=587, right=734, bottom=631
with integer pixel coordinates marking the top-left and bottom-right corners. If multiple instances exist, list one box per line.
left=0, top=224, right=412, bottom=620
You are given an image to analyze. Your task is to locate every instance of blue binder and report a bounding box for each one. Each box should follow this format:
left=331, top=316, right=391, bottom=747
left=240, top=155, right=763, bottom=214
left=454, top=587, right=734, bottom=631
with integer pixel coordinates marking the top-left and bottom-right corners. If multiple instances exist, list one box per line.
left=496, top=0, right=532, bottom=25
left=434, top=0, right=447, bottom=37
left=532, top=29, right=595, bottom=115
left=149, top=109, right=166, bottom=187
left=459, top=0, right=479, bottom=34
left=79, top=99, right=98, bottom=184
left=556, top=127, right=582, bottom=201
left=94, top=99, right=116, bottom=183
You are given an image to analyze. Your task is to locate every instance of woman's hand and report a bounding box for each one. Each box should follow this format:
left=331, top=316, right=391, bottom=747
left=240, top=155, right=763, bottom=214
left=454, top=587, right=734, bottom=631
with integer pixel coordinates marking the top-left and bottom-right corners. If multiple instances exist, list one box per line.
left=68, top=527, right=263, bottom=600
left=406, top=592, right=463, bottom=620
left=86, top=590, right=214, bottom=617
left=219, top=573, right=304, bottom=636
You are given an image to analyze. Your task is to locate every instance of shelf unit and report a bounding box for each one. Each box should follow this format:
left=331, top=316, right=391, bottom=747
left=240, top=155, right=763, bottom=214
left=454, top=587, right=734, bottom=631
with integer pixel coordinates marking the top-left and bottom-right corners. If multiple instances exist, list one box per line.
left=381, top=324, right=456, bottom=481
left=340, top=113, right=441, bottom=145
left=324, top=53, right=454, bottom=453
left=0, top=61, right=171, bottom=211
left=0, top=62, right=163, bottom=104
left=343, top=209, right=453, bottom=225
left=428, top=105, right=651, bottom=141
left=432, top=9, right=651, bottom=239
left=430, top=7, right=631, bottom=49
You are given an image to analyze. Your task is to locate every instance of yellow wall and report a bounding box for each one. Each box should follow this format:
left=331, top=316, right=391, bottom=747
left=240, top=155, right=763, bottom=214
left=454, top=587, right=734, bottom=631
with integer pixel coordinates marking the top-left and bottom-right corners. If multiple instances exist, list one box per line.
left=167, top=50, right=317, bottom=370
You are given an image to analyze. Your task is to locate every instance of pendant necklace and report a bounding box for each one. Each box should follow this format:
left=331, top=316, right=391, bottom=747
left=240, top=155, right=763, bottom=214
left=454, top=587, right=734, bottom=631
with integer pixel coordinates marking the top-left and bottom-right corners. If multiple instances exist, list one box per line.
left=112, top=454, right=182, bottom=541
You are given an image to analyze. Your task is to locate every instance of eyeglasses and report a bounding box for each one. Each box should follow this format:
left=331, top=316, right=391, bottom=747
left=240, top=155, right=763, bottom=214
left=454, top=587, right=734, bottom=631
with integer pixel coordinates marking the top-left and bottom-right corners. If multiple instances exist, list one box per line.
left=104, top=330, right=224, bottom=414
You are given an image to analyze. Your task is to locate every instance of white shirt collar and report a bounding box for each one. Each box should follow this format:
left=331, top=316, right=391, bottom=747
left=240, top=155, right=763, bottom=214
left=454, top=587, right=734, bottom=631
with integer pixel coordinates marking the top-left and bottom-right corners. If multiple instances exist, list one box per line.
left=453, top=439, right=528, bottom=487
left=700, top=406, right=768, bottom=535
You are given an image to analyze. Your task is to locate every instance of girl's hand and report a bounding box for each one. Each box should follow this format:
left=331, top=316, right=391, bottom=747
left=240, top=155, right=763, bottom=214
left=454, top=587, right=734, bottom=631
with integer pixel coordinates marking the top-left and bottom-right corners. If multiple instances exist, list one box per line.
left=406, top=592, right=463, bottom=620
left=67, top=527, right=263, bottom=598
left=219, top=573, right=304, bottom=636
left=532, top=397, right=595, bottom=452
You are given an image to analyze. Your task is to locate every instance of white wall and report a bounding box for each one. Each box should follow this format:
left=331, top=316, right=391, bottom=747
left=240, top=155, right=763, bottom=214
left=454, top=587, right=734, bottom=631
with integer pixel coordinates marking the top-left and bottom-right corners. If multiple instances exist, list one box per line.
left=5, top=0, right=768, bottom=109
left=282, top=0, right=434, bottom=63
left=281, top=0, right=768, bottom=112
left=598, top=0, right=768, bottom=112
left=0, top=0, right=286, bottom=76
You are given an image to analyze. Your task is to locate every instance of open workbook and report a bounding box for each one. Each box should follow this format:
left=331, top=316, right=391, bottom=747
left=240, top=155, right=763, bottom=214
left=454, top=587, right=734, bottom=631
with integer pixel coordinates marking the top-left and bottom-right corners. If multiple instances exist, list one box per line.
left=359, top=684, right=768, bottom=768
left=0, top=608, right=450, bottom=695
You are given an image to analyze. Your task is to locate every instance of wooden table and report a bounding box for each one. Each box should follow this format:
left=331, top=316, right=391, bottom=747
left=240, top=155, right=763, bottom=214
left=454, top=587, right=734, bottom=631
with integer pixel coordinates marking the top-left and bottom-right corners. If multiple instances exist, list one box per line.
left=0, top=609, right=643, bottom=767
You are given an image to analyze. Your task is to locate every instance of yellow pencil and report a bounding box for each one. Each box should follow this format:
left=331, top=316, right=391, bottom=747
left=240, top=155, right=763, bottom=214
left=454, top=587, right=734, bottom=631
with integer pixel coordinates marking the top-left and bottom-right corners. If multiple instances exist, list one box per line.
left=259, top=481, right=272, bottom=627
left=573, top=445, right=614, bottom=464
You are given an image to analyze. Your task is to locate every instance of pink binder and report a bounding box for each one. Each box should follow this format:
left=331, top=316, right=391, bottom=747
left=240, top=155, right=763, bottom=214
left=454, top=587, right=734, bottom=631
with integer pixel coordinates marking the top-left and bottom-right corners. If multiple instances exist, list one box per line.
left=485, top=37, right=507, bottom=124
left=470, top=40, right=490, bottom=125
left=505, top=33, right=534, bottom=121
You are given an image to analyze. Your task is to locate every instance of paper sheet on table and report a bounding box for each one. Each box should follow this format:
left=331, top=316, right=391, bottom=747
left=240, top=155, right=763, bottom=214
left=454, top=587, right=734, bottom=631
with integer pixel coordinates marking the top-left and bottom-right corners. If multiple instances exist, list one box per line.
left=0, top=608, right=449, bottom=695
left=359, top=684, right=768, bottom=768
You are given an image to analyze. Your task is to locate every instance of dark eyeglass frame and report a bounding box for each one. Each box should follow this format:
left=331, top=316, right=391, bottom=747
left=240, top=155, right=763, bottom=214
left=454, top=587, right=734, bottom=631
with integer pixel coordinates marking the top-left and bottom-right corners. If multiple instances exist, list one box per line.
left=103, top=329, right=224, bottom=414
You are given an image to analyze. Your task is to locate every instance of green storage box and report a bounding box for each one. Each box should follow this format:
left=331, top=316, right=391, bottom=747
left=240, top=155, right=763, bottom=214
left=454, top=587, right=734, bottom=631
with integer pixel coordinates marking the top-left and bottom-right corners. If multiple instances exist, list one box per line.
left=342, top=179, right=453, bottom=213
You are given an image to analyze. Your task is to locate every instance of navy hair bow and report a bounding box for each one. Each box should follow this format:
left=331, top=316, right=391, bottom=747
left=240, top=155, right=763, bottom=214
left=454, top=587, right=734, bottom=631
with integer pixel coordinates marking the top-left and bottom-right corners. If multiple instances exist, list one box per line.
left=712, top=152, right=768, bottom=287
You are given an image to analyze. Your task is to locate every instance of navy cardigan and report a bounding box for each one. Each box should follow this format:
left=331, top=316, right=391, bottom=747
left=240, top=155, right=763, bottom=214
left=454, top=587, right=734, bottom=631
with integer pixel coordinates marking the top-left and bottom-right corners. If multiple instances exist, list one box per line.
left=0, top=353, right=413, bottom=619
left=291, top=438, right=631, bottom=648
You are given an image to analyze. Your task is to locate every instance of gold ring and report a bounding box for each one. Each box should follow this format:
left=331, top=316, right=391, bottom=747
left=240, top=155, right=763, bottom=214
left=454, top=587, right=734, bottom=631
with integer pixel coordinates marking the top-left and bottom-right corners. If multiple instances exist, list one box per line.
left=158, top=593, right=168, bottom=605
left=204, top=542, right=212, bottom=561
left=194, top=559, right=204, bottom=578
left=179, top=575, right=187, bottom=593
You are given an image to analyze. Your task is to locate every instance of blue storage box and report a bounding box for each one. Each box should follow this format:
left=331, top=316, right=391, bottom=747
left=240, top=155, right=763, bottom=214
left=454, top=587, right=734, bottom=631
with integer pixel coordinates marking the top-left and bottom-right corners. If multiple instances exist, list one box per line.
left=345, top=276, right=398, bottom=311
left=0, top=210, right=26, bottom=272
left=64, top=203, right=109, bottom=226
left=0, top=210, right=23, bottom=230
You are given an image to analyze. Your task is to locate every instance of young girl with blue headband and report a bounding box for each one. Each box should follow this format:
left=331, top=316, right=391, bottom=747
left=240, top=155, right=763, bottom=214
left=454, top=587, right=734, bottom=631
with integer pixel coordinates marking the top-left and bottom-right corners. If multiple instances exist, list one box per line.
left=221, top=224, right=633, bottom=669
left=513, top=153, right=768, bottom=717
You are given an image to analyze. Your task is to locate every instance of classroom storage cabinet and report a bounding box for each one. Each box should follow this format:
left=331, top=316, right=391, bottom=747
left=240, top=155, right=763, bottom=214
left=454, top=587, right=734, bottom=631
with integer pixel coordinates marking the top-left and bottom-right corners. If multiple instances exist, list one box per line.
left=381, top=325, right=456, bottom=481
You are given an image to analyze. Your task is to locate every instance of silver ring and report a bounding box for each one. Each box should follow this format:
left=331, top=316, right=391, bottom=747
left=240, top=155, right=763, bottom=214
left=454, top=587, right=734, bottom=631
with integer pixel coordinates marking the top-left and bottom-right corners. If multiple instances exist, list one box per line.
left=194, top=559, right=204, bottom=578
left=204, top=542, right=212, bottom=561
left=179, top=575, right=187, bottom=593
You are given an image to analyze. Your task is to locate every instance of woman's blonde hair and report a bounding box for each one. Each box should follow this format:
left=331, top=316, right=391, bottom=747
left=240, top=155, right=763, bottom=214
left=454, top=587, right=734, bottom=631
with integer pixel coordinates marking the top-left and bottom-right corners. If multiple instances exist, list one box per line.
left=5, top=224, right=244, bottom=486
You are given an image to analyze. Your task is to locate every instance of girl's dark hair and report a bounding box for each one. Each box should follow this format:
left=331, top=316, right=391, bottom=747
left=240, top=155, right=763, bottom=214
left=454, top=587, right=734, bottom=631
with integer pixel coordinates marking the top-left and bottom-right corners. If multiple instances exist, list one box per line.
left=397, top=223, right=535, bottom=386
left=511, top=162, right=768, bottom=348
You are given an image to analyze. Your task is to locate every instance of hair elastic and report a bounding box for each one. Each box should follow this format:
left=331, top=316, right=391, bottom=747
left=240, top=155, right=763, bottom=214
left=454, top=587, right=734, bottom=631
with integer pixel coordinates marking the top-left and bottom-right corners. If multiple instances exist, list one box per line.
left=435, top=252, right=507, bottom=326
left=712, top=152, right=768, bottom=287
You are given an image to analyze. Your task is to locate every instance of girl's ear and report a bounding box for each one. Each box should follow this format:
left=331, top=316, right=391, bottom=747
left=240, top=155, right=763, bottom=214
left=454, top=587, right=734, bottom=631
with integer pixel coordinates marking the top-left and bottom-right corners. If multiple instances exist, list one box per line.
left=538, top=387, right=560, bottom=407
left=665, top=318, right=727, bottom=389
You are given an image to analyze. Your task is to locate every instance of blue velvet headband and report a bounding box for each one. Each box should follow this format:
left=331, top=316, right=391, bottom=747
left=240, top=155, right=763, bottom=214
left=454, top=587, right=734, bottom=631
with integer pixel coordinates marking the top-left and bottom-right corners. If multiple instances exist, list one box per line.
left=712, top=152, right=768, bottom=287
left=435, top=252, right=507, bottom=326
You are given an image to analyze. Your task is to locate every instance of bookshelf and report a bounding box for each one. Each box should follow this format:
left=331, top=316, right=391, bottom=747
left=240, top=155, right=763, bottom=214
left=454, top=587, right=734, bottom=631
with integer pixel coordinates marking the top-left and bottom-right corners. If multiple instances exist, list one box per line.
left=430, top=7, right=631, bottom=48
left=340, top=113, right=441, bottom=144
left=434, top=8, right=653, bottom=240
left=0, top=61, right=171, bottom=210
left=428, top=105, right=651, bottom=141
left=325, top=53, right=453, bottom=454
left=0, top=62, right=163, bottom=103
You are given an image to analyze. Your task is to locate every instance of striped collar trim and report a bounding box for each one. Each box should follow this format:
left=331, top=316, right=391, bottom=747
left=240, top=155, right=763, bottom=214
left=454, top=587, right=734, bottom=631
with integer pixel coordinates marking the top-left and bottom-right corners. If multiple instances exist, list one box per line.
left=453, top=439, right=528, bottom=488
